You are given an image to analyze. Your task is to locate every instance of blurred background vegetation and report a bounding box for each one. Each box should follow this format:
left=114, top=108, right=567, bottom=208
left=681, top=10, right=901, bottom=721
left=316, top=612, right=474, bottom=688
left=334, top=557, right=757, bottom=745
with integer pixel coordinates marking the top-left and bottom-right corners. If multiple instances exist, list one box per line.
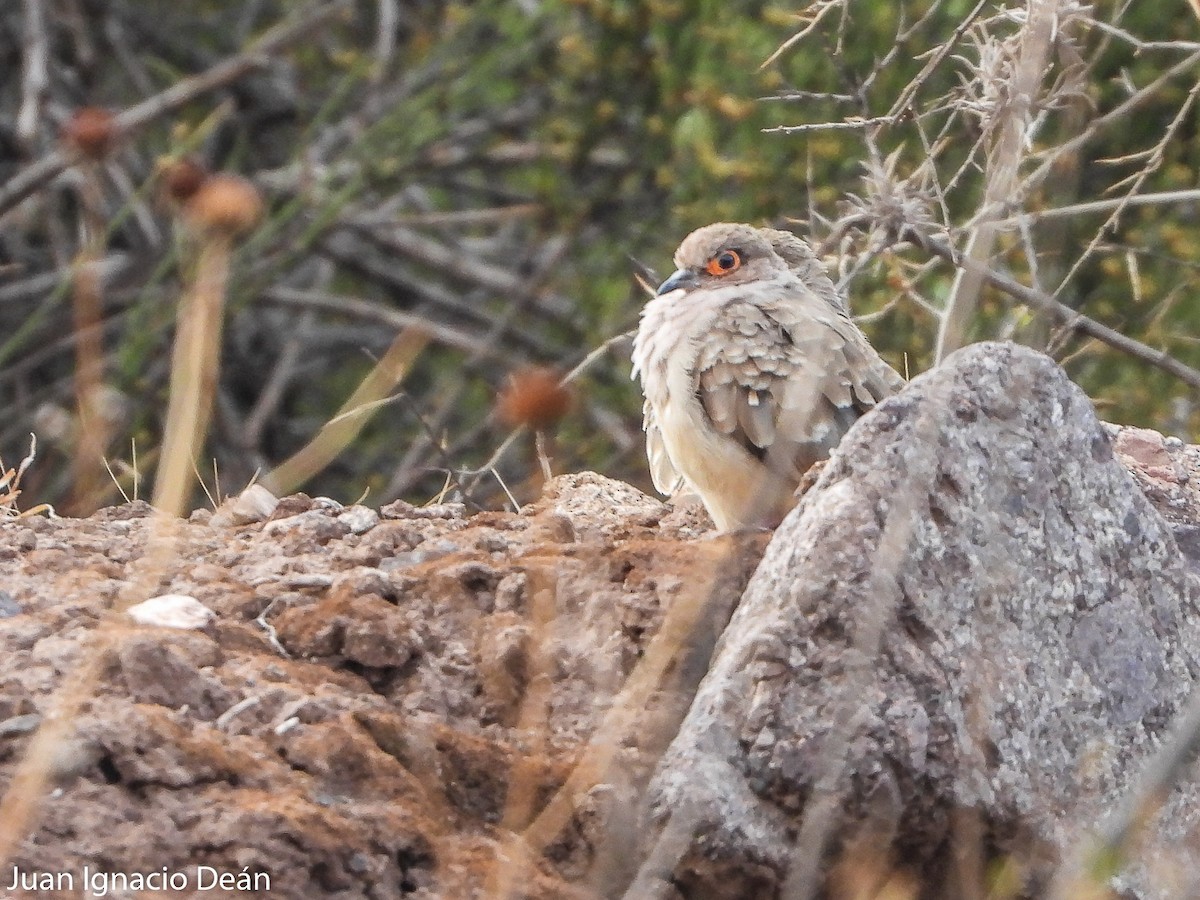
left=1, top=0, right=1198, bottom=516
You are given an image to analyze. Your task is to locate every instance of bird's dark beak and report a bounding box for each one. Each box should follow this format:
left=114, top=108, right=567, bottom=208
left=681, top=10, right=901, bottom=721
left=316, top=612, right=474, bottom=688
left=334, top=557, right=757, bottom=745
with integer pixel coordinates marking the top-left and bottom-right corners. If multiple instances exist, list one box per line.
left=656, top=268, right=698, bottom=295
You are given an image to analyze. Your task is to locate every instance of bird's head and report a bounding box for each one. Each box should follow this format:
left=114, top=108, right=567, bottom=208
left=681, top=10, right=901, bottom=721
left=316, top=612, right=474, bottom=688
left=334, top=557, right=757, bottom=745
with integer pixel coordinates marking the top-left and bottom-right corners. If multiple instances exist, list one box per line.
left=655, top=223, right=785, bottom=296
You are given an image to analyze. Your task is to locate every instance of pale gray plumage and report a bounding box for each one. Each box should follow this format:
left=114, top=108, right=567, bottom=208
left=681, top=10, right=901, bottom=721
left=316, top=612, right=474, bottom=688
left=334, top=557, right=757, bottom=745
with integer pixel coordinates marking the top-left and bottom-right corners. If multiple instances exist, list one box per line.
left=631, top=223, right=904, bottom=531
left=760, top=227, right=849, bottom=316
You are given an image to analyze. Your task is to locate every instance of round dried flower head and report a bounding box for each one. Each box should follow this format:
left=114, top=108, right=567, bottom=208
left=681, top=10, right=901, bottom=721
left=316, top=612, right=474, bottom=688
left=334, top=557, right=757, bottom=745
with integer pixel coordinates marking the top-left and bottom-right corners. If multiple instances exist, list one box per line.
left=184, top=174, right=264, bottom=237
left=497, top=367, right=572, bottom=431
left=63, top=107, right=116, bottom=160
left=161, top=157, right=209, bottom=204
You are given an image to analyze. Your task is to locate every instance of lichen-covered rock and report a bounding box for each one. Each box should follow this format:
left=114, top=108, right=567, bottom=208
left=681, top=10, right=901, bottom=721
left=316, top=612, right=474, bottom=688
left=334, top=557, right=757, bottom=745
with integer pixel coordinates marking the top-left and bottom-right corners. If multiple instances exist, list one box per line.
left=638, top=342, right=1200, bottom=899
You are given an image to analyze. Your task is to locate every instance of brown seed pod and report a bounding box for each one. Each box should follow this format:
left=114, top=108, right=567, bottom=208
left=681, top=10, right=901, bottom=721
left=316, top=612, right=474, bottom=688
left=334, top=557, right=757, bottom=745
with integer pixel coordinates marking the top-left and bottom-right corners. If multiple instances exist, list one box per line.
left=183, top=174, right=264, bottom=236
left=497, top=366, right=572, bottom=431
left=63, top=107, right=117, bottom=160
left=161, top=157, right=209, bottom=204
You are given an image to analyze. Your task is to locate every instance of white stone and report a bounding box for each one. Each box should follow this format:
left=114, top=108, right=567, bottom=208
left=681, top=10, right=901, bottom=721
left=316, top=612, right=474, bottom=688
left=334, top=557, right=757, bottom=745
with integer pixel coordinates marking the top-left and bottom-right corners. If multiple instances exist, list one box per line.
left=211, top=483, right=279, bottom=527
left=127, top=594, right=215, bottom=630
left=337, top=505, right=379, bottom=534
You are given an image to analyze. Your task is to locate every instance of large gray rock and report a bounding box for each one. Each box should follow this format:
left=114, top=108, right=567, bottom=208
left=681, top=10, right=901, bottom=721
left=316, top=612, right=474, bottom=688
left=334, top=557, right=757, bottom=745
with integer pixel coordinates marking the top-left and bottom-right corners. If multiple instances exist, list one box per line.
left=632, top=342, right=1200, bottom=899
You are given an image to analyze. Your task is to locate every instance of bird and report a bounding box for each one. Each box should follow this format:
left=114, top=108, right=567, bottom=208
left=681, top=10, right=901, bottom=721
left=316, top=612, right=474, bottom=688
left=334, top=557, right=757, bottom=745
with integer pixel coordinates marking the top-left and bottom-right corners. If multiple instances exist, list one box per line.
left=631, top=223, right=904, bottom=531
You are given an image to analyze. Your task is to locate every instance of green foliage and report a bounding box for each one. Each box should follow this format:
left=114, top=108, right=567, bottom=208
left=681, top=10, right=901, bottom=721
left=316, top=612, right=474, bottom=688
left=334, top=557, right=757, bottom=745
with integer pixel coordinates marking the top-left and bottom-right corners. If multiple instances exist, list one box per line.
left=2, top=0, right=1199, bottom=512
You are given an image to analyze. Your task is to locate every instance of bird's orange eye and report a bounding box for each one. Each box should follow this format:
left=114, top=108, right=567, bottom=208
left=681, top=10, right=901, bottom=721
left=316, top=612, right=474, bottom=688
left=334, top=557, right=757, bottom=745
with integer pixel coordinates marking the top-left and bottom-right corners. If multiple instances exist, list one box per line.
left=705, top=250, right=741, bottom=276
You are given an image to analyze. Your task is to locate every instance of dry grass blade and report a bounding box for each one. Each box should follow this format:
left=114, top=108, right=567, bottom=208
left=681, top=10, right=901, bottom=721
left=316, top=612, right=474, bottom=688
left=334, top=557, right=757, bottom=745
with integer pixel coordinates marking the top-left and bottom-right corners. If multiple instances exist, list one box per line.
left=1048, top=685, right=1200, bottom=899
left=0, top=434, right=50, bottom=518
left=486, top=565, right=559, bottom=898
left=0, top=639, right=109, bottom=869
left=0, top=506, right=186, bottom=869
left=780, top=384, right=947, bottom=899
left=263, top=327, right=430, bottom=496
left=519, top=535, right=752, bottom=862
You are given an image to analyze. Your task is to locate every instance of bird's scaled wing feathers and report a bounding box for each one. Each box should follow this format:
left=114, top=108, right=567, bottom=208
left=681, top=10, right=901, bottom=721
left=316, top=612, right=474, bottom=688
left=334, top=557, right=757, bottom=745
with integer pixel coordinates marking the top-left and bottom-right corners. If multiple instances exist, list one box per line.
left=642, top=400, right=683, bottom=495
left=696, top=294, right=903, bottom=478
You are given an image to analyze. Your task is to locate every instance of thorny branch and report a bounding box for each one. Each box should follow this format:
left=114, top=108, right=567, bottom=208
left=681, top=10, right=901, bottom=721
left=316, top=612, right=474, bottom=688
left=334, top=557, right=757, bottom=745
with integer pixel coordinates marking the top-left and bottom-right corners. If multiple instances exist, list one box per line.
left=906, top=226, right=1200, bottom=391
left=934, top=0, right=1062, bottom=362
left=771, top=0, right=1200, bottom=409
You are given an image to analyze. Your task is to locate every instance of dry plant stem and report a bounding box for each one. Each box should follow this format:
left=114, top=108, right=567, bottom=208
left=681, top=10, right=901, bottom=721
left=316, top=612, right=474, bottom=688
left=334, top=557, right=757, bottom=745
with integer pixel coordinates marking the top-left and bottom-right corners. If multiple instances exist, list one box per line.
left=373, top=0, right=398, bottom=80
left=1104, top=101, right=1199, bottom=269
left=855, top=0, right=950, bottom=101
left=0, top=512, right=183, bottom=869
left=361, top=203, right=541, bottom=227
left=459, top=329, right=634, bottom=481
left=779, top=390, right=944, bottom=899
left=487, top=566, right=559, bottom=899
left=243, top=310, right=314, bottom=449
left=533, top=431, right=553, bottom=482
left=261, top=286, right=495, bottom=357
left=69, top=266, right=108, bottom=512
left=70, top=163, right=111, bottom=515
left=0, top=634, right=108, bottom=868
left=945, top=808, right=988, bottom=900
left=1048, top=684, right=1200, bottom=899
left=0, top=0, right=351, bottom=219
left=884, top=0, right=991, bottom=122
left=16, top=0, right=49, bottom=149
left=1001, top=189, right=1200, bottom=223
left=153, top=237, right=231, bottom=517
left=935, top=0, right=1060, bottom=362
left=1044, top=77, right=1200, bottom=310
left=761, top=0, right=845, bottom=69
left=909, top=228, right=1200, bottom=391
left=318, top=233, right=551, bottom=358
left=263, top=327, right=429, bottom=495
left=384, top=381, right=476, bottom=500
left=521, top=537, right=747, bottom=858
left=351, top=224, right=576, bottom=325
left=1024, top=47, right=1200, bottom=203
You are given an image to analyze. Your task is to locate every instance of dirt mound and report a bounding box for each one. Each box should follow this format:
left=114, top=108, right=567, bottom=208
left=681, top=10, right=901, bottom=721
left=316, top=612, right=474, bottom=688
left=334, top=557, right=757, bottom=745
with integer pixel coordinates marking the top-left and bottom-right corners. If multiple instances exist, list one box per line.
left=1, top=474, right=766, bottom=899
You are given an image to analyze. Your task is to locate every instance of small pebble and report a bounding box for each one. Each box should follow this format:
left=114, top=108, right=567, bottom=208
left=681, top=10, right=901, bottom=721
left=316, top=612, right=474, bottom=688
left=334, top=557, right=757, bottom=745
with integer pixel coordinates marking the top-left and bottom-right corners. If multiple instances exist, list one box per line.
left=127, top=594, right=215, bottom=630
left=0, top=591, right=22, bottom=618
left=0, top=713, right=41, bottom=737
left=337, top=506, right=380, bottom=534
left=211, top=484, right=280, bottom=527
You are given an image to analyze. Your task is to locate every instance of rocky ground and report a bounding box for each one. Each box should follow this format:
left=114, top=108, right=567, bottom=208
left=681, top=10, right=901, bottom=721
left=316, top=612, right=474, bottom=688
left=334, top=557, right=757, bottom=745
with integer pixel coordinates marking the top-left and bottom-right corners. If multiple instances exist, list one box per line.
left=1, top=411, right=1199, bottom=899
left=0, top=473, right=766, bottom=899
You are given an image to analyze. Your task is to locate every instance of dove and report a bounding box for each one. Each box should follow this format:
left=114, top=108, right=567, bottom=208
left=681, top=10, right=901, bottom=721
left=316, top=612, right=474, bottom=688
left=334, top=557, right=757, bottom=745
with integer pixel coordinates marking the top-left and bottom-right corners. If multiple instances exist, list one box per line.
left=632, top=223, right=904, bottom=530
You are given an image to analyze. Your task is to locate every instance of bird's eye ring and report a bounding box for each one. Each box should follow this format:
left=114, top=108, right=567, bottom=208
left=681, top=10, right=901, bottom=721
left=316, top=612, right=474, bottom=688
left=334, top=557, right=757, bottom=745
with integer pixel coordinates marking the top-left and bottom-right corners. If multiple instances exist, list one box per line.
left=705, top=250, right=741, bottom=276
